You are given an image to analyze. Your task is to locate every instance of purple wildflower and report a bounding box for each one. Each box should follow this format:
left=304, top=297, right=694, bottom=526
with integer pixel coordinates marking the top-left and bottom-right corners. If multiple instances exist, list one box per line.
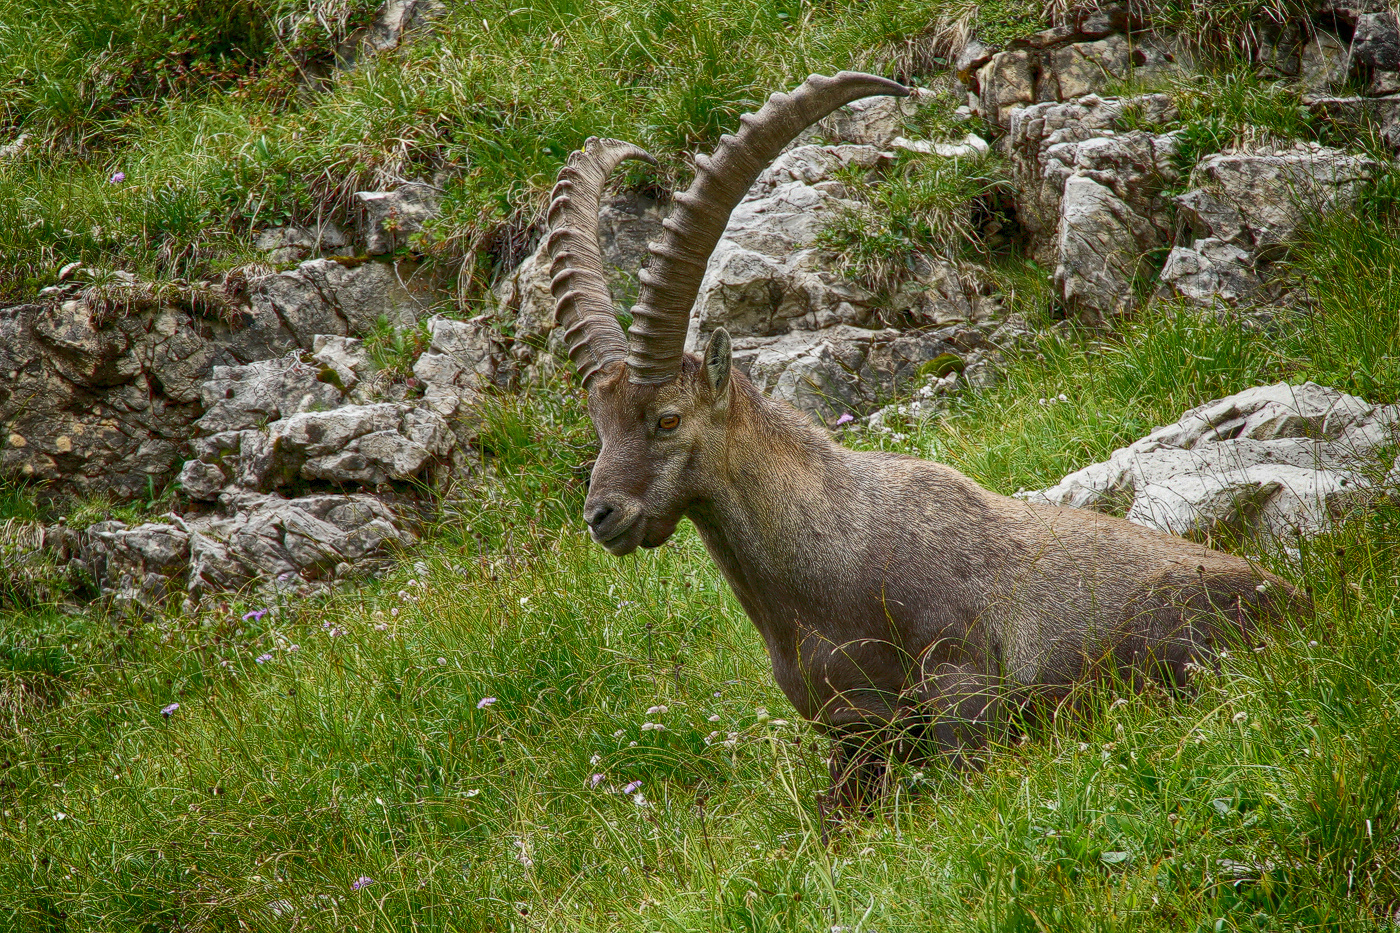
left=621, top=780, right=641, bottom=795
left=256, top=653, right=273, bottom=664
left=109, top=171, right=125, bottom=185
left=835, top=412, right=855, bottom=426
left=161, top=702, right=180, bottom=718
left=242, top=608, right=269, bottom=622
left=351, top=876, right=374, bottom=891
left=476, top=697, right=497, bottom=710
left=589, top=773, right=605, bottom=788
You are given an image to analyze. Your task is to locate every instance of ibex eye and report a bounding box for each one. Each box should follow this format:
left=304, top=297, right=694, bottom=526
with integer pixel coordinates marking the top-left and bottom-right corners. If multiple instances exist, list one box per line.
left=658, top=414, right=680, bottom=431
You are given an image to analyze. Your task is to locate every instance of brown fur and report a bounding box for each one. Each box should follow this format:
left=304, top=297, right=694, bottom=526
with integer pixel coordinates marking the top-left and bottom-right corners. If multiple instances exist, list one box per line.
left=582, top=342, right=1297, bottom=809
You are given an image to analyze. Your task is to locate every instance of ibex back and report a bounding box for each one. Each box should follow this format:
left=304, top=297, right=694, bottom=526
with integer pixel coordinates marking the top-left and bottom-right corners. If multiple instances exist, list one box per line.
left=547, top=73, right=1296, bottom=809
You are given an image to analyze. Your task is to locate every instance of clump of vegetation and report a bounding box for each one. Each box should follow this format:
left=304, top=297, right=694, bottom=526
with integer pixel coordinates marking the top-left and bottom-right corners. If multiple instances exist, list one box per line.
left=363, top=315, right=431, bottom=383
left=817, top=150, right=1006, bottom=295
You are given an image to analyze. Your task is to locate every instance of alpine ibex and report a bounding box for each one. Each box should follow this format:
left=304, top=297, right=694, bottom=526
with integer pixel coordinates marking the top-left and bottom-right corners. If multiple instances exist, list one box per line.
left=547, top=72, right=1296, bottom=809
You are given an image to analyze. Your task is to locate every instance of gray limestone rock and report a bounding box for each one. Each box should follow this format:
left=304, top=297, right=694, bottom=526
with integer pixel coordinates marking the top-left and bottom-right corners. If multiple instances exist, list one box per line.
left=254, top=223, right=349, bottom=263
left=354, top=183, right=442, bottom=255
left=0, top=296, right=233, bottom=499
left=1176, top=146, right=1378, bottom=262
left=1308, top=94, right=1400, bottom=151
left=816, top=88, right=943, bottom=149
left=1156, top=238, right=1265, bottom=307
left=232, top=258, right=428, bottom=360
left=1023, top=382, right=1400, bottom=541
left=1008, top=94, right=1178, bottom=262
left=1351, top=12, right=1400, bottom=72
left=50, top=489, right=419, bottom=606
left=690, top=145, right=998, bottom=343
left=730, top=324, right=978, bottom=424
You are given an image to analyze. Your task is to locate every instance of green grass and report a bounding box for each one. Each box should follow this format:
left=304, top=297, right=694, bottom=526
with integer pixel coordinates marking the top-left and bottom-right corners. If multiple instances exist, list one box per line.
left=0, top=0, right=1045, bottom=302
left=5, top=203, right=1400, bottom=929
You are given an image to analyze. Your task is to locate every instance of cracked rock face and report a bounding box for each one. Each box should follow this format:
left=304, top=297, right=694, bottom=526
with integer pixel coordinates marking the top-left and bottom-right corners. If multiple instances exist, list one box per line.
left=231, top=259, right=432, bottom=360
left=730, top=323, right=994, bottom=424
left=0, top=298, right=233, bottom=498
left=1176, top=147, right=1379, bottom=262
left=355, top=183, right=442, bottom=255
left=690, top=144, right=997, bottom=343
left=48, top=490, right=418, bottom=607
left=1024, top=382, right=1400, bottom=540
left=1008, top=94, right=1181, bottom=322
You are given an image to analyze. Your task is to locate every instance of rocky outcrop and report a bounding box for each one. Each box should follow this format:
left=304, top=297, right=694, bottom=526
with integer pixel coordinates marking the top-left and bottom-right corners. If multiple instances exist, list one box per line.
left=254, top=223, right=350, bottom=264
left=0, top=293, right=228, bottom=499
left=1006, top=94, right=1182, bottom=322
left=679, top=142, right=1000, bottom=420
left=0, top=256, right=440, bottom=500
left=180, top=314, right=495, bottom=503
left=230, top=258, right=433, bottom=360
left=355, top=183, right=443, bottom=255
left=729, top=324, right=996, bottom=423
left=1158, top=145, right=1378, bottom=306
left=76, top=311, right=495, bottom=605
left=49, top=490, right=417, bottom=607
left=1024, top=382, right=1400, bottom=540
left=969, top=12, right=1190, bottom=128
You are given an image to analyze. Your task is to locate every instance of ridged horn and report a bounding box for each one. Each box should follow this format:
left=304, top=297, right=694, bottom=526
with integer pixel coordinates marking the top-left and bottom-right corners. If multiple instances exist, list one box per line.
left=547, top=137, right=658, bottom=388
left=624, top=71, right=909, bottom=384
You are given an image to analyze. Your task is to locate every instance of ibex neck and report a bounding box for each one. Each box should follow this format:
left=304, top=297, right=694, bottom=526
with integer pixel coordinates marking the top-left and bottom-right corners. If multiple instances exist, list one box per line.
left=684, top=384, right=855, bottom=608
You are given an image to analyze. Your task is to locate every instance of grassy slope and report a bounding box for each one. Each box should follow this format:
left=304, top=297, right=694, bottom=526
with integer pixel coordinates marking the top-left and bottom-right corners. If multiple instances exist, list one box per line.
left=6, top=1, right=1400, bottom=930
left=3, top=218, right=1399, bottom=929
left=0, top=0, right=1040, bottom=300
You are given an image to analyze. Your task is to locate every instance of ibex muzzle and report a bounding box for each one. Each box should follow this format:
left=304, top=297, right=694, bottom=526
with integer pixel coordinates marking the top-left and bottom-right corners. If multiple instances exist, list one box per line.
left=548, top=73, right=1299, bottom=812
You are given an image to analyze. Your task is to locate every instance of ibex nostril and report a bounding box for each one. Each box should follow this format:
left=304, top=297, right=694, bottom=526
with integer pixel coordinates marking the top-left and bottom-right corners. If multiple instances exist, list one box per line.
left=584, top=504, right=614, bottom=531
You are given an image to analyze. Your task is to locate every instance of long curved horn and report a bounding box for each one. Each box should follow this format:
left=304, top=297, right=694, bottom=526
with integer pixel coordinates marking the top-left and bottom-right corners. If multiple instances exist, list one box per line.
left=625, top=71, right=909, bottom=384
left=546, top=137, right=657, bottom=388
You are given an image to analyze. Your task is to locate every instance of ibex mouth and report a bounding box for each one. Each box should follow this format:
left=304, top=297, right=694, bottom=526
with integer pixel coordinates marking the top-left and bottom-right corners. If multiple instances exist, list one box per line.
left=594, top=519, right=644, bottom=556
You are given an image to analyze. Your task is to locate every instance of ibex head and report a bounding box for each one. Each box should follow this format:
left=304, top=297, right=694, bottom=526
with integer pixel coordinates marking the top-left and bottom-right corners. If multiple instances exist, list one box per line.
left=546, top=73, right=908, bottom=553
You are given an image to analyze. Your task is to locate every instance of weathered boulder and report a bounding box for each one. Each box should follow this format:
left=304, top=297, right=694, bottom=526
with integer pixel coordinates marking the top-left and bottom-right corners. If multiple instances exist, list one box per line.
left=730, top=323, right=992, bottom=423
left=254, top=223, right=350, bottom=264
left=690, top=144, right=998, bottom=343
left=0, top=297, right=228, bottom=498
left=1008, top=94, right=1178, bottom=259
left=1308, top=94, right=1400, bottom=151
left=1175, top=146, right=1378, bottom=262
left=974, top=30, right=1188, bottom=127
left=412, top=314, right=502, bottom=419
left=49, top=490, right=418, bottom=605
left=1007, top=95, right=1181, bottom=321
left=360, top=0, right=446, bottom=54
left=50, top=520, right=191, bottom=608
left=1024, top=382, right=1400, bottom=540
left=1156, top=238, right=1265, bottom=307
left=230, top=258, right=431, bottom=360
left=1158, top=144, right=1381, bottom=306
left=180, top=368, right=454, bottom=500
left=354, top=183, right=442, bottom=255
left=1350, top=11, right=1400, bottom=72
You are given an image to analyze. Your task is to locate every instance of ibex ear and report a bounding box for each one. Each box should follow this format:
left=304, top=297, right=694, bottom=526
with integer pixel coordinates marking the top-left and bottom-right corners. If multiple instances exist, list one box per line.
left=704, top=328, right=732, bottom=408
